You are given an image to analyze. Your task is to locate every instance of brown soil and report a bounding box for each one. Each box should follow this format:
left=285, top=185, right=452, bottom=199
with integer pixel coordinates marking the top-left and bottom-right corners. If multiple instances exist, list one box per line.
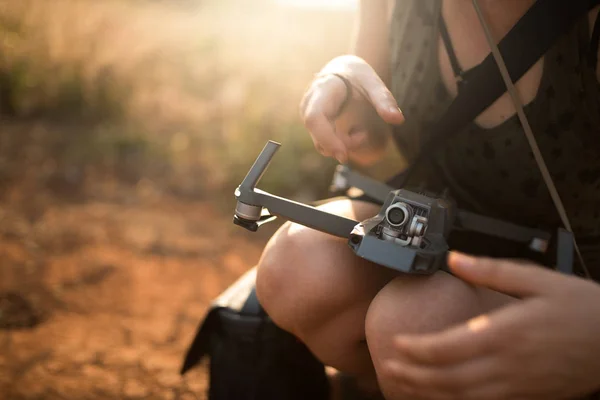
left=0, top=192, right=273, bottom=400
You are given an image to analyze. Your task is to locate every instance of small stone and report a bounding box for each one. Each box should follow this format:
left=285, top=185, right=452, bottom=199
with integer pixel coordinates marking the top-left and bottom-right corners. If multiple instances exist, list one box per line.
left=18, top=365, right=50, bottom=398
left=156, top=390, right=176, bottom=400
left=123, top=379, right=149, bottom=398
left=44, top=359, right=66, bottom=373
left=82, top=364, right=119, bottom=389
left=52, top=375, right=85, bottom=398
left=104, top=347, right=142, bottom=366
left=140, top=351, right=181, bottom=373
left=178, top=393, right=198, bottom=400
left=155, top=370, right=181, bottom=387
left=71, top=349, right=97, bottom=364
left=185, top=375, right=207, bottom=393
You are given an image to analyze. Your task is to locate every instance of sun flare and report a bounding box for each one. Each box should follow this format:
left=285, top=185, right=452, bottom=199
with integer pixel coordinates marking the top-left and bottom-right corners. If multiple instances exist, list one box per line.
left=275, top=0, right=358, bottom=11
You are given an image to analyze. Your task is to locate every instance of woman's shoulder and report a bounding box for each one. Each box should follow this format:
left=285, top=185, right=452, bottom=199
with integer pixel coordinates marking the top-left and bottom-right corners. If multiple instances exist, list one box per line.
left=588, top=6, right=600, bottom=82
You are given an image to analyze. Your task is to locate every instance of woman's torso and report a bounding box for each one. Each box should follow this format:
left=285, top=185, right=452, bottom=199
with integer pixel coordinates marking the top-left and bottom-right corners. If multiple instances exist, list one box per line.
left=388, top=0, right=600, bottom=278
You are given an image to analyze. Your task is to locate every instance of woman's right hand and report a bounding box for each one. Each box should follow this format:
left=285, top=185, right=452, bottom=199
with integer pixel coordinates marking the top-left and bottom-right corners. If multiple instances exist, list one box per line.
left=300, top=55, right=405, bottom=166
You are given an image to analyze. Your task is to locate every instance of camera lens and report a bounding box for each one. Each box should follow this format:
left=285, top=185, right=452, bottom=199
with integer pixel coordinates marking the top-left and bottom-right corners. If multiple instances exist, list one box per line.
left=388, top=208, right=406, bottom=225
left=385, top=203, right=410, bottom=227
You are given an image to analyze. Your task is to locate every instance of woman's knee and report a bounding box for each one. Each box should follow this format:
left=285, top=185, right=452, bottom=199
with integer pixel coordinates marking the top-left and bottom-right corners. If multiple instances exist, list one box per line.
left=255, top=199, right=389, bottom=336
left=255, top=218, right=338, bottom=334
left=365, top=272, right=514, bottom=397
left=365, top=271, right=514, bottom=341
left=365, top=272, right=484, bottom=342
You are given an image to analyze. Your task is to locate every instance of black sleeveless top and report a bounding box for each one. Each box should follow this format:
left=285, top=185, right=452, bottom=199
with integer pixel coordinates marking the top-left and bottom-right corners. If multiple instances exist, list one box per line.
left=388, top=0, right=600, bottom=280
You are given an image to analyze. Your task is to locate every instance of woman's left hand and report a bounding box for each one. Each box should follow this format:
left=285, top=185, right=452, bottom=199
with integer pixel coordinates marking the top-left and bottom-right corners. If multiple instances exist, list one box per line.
left=382, top=252, right=600, bottom=400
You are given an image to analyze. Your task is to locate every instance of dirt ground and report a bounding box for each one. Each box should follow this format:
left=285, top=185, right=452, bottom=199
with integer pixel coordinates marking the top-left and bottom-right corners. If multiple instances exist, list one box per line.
left=0, top=189, right=274, bottom=400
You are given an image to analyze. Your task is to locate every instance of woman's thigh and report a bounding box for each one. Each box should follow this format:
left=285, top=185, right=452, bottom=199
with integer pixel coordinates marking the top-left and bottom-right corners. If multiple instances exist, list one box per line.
left=365, top=272, right=515, bottom=399
left=255, top=196, right=514, bottom=383
left=256, top=198, right=400, bottom=376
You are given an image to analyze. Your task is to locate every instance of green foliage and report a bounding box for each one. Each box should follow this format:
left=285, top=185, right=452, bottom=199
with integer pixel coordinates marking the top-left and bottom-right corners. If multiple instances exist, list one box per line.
left=0, top=50, right=129, bottom=121
left=0, top=0, right=353, bottom=201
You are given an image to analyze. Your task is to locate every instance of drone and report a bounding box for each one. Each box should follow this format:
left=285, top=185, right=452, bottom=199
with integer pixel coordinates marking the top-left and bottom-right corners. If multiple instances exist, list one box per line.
left=234, top=140, right=576, bottom=275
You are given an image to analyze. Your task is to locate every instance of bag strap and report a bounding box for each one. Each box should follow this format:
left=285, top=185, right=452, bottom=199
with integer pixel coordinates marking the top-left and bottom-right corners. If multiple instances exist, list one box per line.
left=240, top=287, right=266, bottom=316
left=471, top=0, right=598, bottom=278
left=389, top=0, right=600, bottom=188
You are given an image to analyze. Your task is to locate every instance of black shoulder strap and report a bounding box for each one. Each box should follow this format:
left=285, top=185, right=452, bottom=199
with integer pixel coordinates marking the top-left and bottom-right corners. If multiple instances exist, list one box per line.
left=589, top=9, right=600, bottom=67
left=439, top=15, right=464, bottom=83
left=390, top=0, right=600, bottom=188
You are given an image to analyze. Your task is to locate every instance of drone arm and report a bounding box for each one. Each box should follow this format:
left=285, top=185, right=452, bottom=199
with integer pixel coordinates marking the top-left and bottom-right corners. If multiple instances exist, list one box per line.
left=251, top=189, right=358, bottom=238
left=329, top=164, right=554, bottom=253
left=234, top=141, right=358, bottom=238
left=455, top=210, right=551, bottom=251
left=330, top=165, right=394, bottom=204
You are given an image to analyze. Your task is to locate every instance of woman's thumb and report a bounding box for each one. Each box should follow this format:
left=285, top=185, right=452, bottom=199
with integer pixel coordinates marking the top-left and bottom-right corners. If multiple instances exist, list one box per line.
left=358, top=78, right=404, bottom=125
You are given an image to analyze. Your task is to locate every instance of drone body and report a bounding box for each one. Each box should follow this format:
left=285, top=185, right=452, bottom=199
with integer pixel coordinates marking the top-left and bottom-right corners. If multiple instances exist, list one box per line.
left=233, top=140, right=570, bottom=275
left=347, top=188, right=453, bottom=274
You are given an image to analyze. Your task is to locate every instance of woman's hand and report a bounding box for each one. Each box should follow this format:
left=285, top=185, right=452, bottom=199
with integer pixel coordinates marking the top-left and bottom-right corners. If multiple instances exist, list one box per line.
left=300, top=55, right=405, bottom=166
left=382, top=253, right=600, bottom=400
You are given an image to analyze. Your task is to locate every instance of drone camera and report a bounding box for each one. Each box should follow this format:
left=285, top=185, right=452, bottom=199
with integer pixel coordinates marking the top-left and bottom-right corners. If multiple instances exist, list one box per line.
left=382, top=201, right=429, bottom=247
left=385, top=203, right=410, bottom=227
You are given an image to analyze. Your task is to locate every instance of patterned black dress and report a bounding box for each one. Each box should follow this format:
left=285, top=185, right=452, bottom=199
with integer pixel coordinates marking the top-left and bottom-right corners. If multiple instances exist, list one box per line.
left=388, top=0, right=600, bottom=283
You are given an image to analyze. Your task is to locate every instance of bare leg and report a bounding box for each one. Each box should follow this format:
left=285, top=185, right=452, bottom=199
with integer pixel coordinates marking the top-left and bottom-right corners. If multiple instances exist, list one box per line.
left=256, top=198, right=514, bottom=397
left=365, top=273, right=515, bottom=399
left=256, top=199, right=396, bottom=384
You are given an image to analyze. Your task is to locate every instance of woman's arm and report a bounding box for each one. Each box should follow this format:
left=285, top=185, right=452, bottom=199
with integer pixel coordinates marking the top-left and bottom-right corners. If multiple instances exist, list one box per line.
left=352, top=0, right=394, bottom=86
left=347, top=0, right=407, bottom=172
left=299, top=1, right=404, bottom=169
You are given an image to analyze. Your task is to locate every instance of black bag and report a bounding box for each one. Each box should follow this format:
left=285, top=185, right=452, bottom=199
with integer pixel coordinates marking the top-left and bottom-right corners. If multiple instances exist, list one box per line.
left=180, top=269, right=329, bottom=400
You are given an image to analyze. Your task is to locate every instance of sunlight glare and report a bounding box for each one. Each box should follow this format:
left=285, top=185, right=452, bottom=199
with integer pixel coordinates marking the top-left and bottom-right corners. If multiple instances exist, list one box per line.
left=468, top=315, right=491, bottom=332
left=275, top=0, right=358, bottom=11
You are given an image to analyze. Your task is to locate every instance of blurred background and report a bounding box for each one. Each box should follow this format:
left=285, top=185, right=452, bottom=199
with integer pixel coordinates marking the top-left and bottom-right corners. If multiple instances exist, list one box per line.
left=0, top=0, right=356, bottom=398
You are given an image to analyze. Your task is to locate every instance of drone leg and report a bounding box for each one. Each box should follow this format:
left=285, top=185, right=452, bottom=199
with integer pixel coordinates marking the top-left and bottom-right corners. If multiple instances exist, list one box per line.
left=556, top=228, right=574, bottom=275
left=239, top=140, right=281, bottom=191
left=234, top=140, right=281, bottom=231
left=454, top=210, right=551, bottom=252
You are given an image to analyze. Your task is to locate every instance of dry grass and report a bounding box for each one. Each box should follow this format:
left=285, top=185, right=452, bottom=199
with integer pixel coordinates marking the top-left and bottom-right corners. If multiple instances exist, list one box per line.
left=0, top=0, right=354, bottom=200
left=0, top=4, right=361, bottom=398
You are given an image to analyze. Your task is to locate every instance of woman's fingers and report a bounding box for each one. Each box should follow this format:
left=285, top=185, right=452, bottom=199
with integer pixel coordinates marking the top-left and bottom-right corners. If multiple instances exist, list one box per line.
left=300, top=55, right=404, bottom=160
left=318, top=55, right=403, bottom=124
left=381, top=355, right=506, bottom=398
left=335, top=92, right=390, bottom=153
left=353, top=71, right=404, bottom=125
left=301, top=75, right=350, bottom=162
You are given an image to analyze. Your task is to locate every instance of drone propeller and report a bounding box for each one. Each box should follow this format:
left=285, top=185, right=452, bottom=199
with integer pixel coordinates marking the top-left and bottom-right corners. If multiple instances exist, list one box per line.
left=234, top=141, right=359, bottom=238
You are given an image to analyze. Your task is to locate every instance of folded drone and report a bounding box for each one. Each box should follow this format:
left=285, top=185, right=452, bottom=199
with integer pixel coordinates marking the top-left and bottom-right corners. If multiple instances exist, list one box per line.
left=233, top=141, right=575, bottom=275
